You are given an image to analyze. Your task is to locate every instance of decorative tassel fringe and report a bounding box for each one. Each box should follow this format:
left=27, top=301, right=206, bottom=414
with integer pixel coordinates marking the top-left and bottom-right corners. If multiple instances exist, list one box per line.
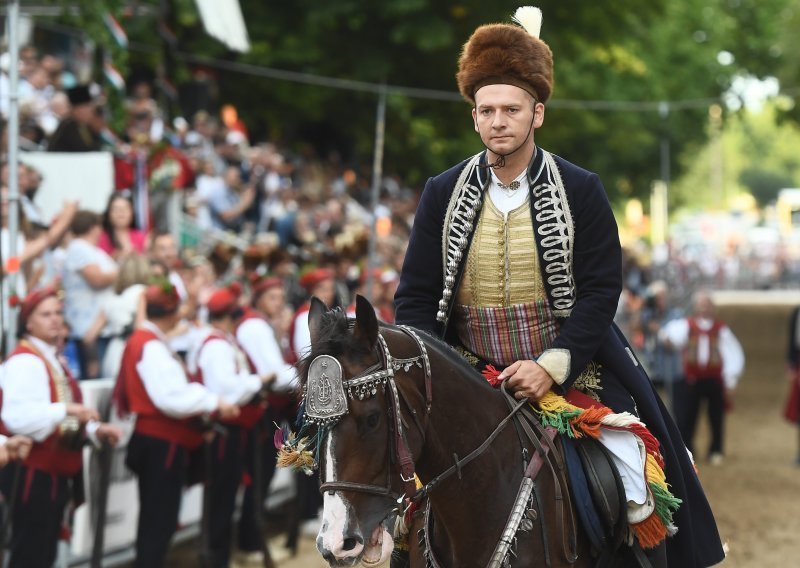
left=276, top=439, right=316, bottom=475
left=630, top=510, right=667, bottom=549
left=479, top=373, right=682, bottom=549
left=483, top=364, right=504, bottom=387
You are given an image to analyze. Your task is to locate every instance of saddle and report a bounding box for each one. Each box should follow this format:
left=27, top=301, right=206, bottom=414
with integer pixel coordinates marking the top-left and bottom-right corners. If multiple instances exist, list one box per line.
left=562, top=436, right=627, bottom=565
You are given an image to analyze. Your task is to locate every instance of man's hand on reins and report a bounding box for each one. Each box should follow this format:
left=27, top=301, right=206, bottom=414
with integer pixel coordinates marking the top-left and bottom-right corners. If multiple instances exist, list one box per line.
left=499, top=360, right=555, bottom=401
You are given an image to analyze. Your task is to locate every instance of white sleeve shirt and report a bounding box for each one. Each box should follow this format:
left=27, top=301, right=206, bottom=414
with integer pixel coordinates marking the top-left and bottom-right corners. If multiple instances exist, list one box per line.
left=197, top=337, right=263, bottom=406
left=136, top=338, right=219, bottom=418
left=293, top=310, right=311, bottom=362
left=1, top=352, right=67, bottom=441
left=236, top=318, right=297, bottom=389
left=659, top=318, right=745, bottom=389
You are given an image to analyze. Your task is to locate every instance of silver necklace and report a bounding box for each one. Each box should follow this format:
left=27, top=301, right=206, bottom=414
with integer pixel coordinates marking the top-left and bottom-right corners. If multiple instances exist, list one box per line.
left=497, top=179, right=521, bottom=192
left=494, top=171, right=526, bottom=196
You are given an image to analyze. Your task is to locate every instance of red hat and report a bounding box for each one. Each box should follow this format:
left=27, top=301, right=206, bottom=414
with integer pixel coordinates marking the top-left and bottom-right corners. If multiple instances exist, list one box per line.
left=299, top=268, right=335, bottom=292
left=359, top=267, right=384, bottom=286
left=207, top=282, right=242, bottom=316
left=19, top=286, right=60, bottom=328
left=144, top=280, right=181, bottom=314
left=251, top=275, right=283, bottom=299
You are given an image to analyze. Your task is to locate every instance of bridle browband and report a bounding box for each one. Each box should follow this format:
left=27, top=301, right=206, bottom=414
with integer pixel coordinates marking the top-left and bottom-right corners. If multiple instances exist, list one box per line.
left=314, top=325, right=432, bottom=501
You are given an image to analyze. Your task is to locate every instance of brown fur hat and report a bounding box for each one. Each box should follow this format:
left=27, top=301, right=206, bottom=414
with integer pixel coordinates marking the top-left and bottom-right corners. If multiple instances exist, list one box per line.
left=456, top=9, right=553, bottom=105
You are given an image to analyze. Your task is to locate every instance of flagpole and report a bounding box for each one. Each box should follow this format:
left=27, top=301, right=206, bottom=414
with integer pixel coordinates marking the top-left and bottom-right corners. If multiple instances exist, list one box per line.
left=364, top=83, right=387, bottom=304
left=5, top=0, right=21, bottom=355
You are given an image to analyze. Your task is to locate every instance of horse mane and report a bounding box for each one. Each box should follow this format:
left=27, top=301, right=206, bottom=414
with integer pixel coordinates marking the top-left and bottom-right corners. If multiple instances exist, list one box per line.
left=298, top=306, right=496, bottom=394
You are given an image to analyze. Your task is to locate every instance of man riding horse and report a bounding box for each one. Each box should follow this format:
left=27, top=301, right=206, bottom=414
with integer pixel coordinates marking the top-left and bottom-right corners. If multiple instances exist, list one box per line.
left=394, top=6, right=725, bottom=567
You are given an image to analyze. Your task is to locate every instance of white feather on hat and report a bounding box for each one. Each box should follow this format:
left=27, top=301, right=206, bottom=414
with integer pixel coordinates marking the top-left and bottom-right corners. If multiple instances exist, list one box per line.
left=512, top=6, right=543, bottom=39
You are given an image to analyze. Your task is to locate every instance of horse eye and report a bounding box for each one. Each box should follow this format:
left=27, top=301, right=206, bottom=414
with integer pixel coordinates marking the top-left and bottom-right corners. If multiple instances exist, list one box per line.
left=365, top=412, right=381, bottom=430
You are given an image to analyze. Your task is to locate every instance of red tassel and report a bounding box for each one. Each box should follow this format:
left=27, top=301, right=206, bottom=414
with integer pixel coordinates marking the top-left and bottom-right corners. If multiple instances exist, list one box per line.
left=482, top=365, right=503, bottom=387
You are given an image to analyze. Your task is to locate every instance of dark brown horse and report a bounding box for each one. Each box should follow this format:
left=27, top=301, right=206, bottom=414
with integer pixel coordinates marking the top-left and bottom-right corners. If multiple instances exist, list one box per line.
left=301, top=296, right=591, bottom=567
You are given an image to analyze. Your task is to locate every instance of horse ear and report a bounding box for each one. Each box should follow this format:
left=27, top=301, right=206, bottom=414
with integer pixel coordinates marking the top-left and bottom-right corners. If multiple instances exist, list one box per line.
left=352, top=294, right=378, bottom=349
left=308, top=296, right=327, bottom=347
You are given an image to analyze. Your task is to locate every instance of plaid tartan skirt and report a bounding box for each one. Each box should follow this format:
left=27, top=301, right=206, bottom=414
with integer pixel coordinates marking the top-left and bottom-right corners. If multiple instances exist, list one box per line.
left=453, top=300, right=559, bottom=367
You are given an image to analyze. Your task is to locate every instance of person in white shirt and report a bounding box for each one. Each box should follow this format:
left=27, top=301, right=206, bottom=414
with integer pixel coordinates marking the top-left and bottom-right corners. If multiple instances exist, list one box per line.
left=187, top=283, right=275, bottom=567
left=235, top=275, right=297, bottom=559
left=1, top=286, right=121, bottom=567
left=660, top=290, right=745, bottom=465
left=290, top=267, right=337, bottom=362
left=61, top=210, right=118, bottom=378
left=114, top=280, right=239, bottom=567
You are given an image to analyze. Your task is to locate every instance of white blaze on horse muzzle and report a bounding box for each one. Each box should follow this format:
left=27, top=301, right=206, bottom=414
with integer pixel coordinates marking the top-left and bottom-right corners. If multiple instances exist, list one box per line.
left=317, top=433, right=395, bottom=567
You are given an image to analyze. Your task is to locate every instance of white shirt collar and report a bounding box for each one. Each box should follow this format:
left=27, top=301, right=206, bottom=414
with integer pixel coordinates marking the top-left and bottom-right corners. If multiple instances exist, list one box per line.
left=26, top=335, right=62, bottom=370
left=142, top=320, right=171, bottom=344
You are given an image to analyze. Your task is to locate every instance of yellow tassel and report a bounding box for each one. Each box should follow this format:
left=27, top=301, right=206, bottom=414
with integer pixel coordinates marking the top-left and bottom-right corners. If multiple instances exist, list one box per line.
left=644, top=453, right=669, bottom=490
left=276, top=437, right=316, bottom=473
left=538, top=392, right=580, bottom=414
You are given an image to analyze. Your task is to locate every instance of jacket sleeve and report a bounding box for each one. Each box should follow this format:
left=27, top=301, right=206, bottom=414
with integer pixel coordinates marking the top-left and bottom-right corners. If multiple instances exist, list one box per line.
left=538, top=172, right=623, bottom=390
left=394, top=176, right=448, bottom=336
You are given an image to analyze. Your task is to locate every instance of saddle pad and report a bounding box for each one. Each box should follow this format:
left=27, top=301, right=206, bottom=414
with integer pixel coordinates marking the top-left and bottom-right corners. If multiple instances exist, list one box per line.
left=561, top=436, right=606, bottom=554
left=576, top=438, right=623, bottom=534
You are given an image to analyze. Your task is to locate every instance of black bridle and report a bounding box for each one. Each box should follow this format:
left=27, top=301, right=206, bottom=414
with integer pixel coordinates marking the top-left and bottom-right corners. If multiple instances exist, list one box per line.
left=315, top=325, right=530, bottom=507
left=312, top=324, right=579, bottom=567
left=317, top=326, right=432, bottom=501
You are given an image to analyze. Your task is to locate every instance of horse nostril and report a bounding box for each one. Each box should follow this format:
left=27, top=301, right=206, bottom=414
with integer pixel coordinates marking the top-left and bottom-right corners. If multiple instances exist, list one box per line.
left=342, top=537, right=360, bottom=551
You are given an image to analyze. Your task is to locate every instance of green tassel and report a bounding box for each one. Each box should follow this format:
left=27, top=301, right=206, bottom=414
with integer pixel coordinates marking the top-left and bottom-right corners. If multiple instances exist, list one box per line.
left=649, top=482, right=682, bottom=527
left=535, top=409, right=583, bottom=438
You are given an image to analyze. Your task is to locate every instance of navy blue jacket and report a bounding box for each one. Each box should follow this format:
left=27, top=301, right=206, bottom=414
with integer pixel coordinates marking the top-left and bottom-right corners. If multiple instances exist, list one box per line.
left=395, top=148, right=725, bottom=568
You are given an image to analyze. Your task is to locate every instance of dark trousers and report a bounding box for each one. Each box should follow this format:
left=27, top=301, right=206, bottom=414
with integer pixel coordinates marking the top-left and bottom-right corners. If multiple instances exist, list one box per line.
left=208, top=425, right=247, bottom=567
left=0, top=465, right=70, bottom=568
left=125, top=432, right=189, bottom=568
left=238, top=411, right=280, bottom=553
left=678, top=377, right=725, bottom=457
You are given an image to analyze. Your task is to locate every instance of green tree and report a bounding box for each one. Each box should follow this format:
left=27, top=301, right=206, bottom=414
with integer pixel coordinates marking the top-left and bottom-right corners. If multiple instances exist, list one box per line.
left=45, top=0, right=790, bottom=201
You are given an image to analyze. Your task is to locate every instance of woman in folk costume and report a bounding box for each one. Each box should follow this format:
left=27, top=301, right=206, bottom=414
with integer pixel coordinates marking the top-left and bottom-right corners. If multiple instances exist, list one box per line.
left=394, top=7, right=724, bottom=567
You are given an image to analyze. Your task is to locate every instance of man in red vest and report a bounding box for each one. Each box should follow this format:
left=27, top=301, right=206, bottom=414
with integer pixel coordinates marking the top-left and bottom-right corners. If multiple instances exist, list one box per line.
left=1, top=286, right=121, bottom=567
left=660, top=290, right=744, bottom=465
left=115, top=280, right=239, bottom=567
left=290, top=267, right=337, bottom=362
left=187, top=283, right=275, bottom=567
left=235, top=275, right=298, bottom=560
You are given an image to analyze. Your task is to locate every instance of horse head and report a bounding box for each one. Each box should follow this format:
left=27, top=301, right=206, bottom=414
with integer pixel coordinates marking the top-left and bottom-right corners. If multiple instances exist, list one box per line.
left=305, top=295, right=408, bottom=567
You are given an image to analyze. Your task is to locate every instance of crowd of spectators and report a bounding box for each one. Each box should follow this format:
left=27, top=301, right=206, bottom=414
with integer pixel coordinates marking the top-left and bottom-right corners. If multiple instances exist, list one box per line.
left=1, top=45, right=413, bottom=380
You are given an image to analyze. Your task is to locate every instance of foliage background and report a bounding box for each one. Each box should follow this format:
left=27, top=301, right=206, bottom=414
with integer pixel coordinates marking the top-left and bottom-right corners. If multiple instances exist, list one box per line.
left=41, top=0, right=800, bottom=207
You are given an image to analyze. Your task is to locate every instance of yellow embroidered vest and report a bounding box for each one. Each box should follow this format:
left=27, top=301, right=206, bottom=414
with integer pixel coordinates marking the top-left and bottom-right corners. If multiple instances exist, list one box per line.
left=456, top=195, right=547, bottom=307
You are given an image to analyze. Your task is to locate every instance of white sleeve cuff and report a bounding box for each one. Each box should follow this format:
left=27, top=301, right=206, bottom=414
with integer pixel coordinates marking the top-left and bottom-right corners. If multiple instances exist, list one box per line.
left=85, top=420, right=101, bottom=448
left=536, top=349, right=571, bottom=385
